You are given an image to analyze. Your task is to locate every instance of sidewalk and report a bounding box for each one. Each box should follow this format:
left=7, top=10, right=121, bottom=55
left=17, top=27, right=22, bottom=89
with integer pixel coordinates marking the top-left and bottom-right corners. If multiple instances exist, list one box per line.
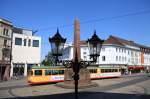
left=121, top=73, right=146, bottom=77
left=0, top=77, right=27, bottom=89
left=0, top=75, right=150, bottom=99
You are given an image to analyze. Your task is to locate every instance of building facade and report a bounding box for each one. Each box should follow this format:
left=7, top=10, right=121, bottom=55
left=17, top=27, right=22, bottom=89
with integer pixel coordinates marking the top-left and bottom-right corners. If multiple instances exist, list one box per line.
left=10, top=27, right=41, bottom=77
left=0, top=18, right=13, bottom=80
left=61, top=35, right=150, bottom=74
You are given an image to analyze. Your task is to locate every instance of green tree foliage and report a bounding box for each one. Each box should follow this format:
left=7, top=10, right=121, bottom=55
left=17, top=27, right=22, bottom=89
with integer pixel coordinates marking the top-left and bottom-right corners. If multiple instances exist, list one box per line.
left=41, top=52, right=55, bottom=66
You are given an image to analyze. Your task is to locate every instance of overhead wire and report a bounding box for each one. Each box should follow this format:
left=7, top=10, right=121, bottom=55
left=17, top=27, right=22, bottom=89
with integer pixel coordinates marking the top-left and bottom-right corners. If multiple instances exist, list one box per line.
left=34, top=10, right=150, bottom=32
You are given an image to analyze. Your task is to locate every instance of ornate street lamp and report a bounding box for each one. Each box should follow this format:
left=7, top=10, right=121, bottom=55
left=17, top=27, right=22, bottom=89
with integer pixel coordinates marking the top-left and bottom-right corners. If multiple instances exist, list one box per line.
left=49, top=29, right=104, bottom=99
left=49, top=29, right=66, bottom=65
left=87, top=31, right=104, bottom=62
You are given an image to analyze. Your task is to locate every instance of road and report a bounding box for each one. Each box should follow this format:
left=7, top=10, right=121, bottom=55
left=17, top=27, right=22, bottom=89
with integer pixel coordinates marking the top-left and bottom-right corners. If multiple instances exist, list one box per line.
left=0, top=74, right=150, bottom=99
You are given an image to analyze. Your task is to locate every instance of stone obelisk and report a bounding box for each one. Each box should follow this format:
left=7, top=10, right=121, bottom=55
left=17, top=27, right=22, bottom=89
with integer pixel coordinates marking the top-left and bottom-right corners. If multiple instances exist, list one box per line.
left=74, top=19, right=81, bottom=60
left=74, top=19, right=91, bottom=84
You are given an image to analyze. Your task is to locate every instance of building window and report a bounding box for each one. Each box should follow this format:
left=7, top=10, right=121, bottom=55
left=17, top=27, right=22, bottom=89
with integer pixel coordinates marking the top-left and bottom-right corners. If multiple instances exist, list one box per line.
left=116, top=56, right=118, bottom=61
left=125, top=57, right=127, bottom=62
left=84, top=56, right=87, bottom=60
left=6, top=29, right=9, bottom=36
left=3, top=28, right=9, bottom=36
left=122, top=56, right=124, bottom=62
left=102, top=56, right=105, bottom=61
left=3, top=28, right=5, bottom=35
left=119, top=48, right=121, bottom=52
left=28, top=39, right=31, bottom=46
left=102, top=48, right=105, bottom=51
left=83, top=48, right=87, bottom=50
left=33, top=40, right=39, bottom=47
left=83, top=52, right=87, bottom=54
left=119, top=56, right=121, bottom=61
left=131, top=51, right=134, bottom=56
left=4, top=39, right=7, bottom=46
left=24, top=39, right=26, bottom=46
left=15, top=37, right=22, bottom=45
left=124, top=49, right=126, bottom=53
left=116, top=48, right=118, bottom=52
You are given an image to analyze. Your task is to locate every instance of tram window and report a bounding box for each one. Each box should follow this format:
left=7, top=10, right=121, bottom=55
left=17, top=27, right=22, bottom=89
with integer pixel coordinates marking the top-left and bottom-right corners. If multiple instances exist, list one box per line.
left=59, top=70, right=64, bottom=74
left=35, top=70, right=42, bottom=75
left=101, top=69, right=105, bottom=73
left=52, top=70, right=59, bottom=75
left=89, top=69, right=93, bottom=73
left=94, top=69, right=97, bottom=73
left=108, top=69, right=111, bottom=72
left=105, top=69, right=108, bottom=72
left=104, top=69, right=111, bottom=72
left=45, top=70, right=52, bottom=75
left=89, top=69, right=97, bottom=73
left=114, top=69, right=118, bottom=72
left=111, top=69, right=114, bottom=72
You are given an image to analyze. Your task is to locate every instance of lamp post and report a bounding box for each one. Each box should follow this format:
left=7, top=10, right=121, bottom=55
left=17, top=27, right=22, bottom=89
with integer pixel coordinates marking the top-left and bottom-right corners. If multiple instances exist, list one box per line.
left=49, top=20, right=104, bottom=99
left=49, top=29, right=66, bottom=66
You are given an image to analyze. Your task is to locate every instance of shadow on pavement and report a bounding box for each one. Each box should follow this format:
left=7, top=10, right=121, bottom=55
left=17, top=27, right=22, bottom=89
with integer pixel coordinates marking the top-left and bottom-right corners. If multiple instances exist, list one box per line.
left=6, top=91, right=150, bottom=99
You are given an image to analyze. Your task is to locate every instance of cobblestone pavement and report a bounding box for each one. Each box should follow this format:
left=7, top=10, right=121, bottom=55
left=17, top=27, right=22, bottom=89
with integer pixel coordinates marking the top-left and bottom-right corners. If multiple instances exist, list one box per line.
left=0, top=74, right=150, bottom=99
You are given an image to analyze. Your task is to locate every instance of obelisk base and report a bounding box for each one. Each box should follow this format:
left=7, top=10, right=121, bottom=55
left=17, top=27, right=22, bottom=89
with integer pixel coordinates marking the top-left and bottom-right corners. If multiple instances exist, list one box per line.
left=56, top=68, right=98, bottom=89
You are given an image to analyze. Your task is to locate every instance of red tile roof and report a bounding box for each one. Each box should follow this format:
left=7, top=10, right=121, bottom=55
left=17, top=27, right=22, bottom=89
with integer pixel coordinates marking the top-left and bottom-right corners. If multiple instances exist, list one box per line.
left=105, top=35, right=150, bottom=48
left=79, top=35, right=150, bottom=51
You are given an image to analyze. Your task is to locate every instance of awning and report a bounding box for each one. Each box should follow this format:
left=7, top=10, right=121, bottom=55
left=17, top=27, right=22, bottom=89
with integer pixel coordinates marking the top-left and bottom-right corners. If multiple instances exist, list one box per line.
left=128, top=66, right=144, bottom=70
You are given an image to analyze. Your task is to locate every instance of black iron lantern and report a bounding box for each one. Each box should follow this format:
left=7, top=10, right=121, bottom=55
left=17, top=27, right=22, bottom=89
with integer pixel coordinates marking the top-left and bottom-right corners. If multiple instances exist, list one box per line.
left=49, top=29, right=66, bottom=63
left=87, top=31, right=104, bottom=62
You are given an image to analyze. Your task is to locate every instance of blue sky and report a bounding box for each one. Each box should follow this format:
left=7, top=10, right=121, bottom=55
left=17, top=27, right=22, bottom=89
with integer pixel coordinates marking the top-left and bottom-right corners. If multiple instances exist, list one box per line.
left=1, top=0, right=150, bottom=60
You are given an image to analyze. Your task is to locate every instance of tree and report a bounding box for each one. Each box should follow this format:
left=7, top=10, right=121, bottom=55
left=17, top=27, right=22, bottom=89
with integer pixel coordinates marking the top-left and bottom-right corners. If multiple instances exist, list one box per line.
left=42, top=51, right=55, bottom=66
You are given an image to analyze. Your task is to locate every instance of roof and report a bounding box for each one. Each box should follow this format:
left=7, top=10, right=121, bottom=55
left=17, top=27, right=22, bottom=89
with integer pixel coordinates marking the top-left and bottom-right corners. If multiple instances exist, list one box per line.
left=12, top=27, right=23, bottom=34
left=0, top=18, right=13, bottom=26
left=105, top=35, right=150, bottom=50
left=67, top=35, right=150, bottom=51
left=13, top=27, right=33, bottom=36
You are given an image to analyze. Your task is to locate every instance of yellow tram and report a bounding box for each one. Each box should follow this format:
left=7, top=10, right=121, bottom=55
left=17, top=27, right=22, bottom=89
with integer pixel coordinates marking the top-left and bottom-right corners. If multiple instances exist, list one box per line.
left=28, top=66, right=121, bottom=84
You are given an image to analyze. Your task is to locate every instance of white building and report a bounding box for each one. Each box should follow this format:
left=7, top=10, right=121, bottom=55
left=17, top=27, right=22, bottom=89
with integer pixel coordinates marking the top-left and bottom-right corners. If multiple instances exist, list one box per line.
left=61, top=35, right=150, bottom=74
left=10, top=27, right=41, bottom=77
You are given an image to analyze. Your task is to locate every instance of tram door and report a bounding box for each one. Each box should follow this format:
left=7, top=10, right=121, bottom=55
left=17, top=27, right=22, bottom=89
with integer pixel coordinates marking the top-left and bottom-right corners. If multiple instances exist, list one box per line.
left=13, top=64, right=24, bottom=78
